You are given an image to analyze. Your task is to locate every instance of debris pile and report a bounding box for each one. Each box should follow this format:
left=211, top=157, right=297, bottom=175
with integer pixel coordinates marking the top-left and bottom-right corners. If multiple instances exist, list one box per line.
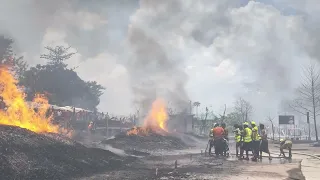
left=0, top=125, right=127, bottom=180
left=102, top=128, right=188, bottom=152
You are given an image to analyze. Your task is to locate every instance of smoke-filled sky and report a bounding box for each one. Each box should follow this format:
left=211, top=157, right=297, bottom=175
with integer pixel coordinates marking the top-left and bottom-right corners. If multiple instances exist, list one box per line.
left=1, top=0, right=320, bottom=121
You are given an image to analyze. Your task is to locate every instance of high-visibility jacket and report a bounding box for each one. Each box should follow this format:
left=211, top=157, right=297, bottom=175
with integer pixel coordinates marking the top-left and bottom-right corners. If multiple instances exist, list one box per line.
left=240, top=129, right=244, bottom=142
left=281, top=140, right=292, bottom=145
left=234, top=128, right=241, bottom=142
left=286, top=140, right=292, bottom=144
left=280, top=140, right=292, bottom=149
left=244, top=127, right=252, bottom=142
left=252, top=126, right=261, bottom=141
left=209, top=128, right=214, bottom=137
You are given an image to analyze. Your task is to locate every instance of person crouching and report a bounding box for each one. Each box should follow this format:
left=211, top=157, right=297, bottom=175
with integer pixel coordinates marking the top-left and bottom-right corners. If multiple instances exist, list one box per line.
left=279, top=139, right=292, bottom=158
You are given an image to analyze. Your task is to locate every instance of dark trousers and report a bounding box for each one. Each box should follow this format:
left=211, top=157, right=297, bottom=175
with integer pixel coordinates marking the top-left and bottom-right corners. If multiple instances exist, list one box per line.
left=253, top=140, right=261, bottom=158
left=240, top=141, right=252, bottom=158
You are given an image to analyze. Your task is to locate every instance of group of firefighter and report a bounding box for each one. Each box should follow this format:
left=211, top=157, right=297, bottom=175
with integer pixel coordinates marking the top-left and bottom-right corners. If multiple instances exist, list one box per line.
left=209, top=121, right=293, bottom=161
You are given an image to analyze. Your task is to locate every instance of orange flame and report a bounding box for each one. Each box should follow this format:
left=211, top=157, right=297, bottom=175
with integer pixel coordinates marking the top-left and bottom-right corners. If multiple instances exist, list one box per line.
left=143, top=98, right=168, bottom=132
left=127, top=98, right=168, bottom=136
left=126, top=126, right=149, bottom=136
left=0, top=67, right=60, bottom=133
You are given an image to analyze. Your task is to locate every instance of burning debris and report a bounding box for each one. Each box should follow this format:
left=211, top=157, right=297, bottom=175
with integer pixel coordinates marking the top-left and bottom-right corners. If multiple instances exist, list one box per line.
left=0, top=67, right=67, bottom=134
left=127, top=98, right=168, bottom=136
left=0, top=67, right=129, bottom=179
left=103, top=99, right=189, bottom=152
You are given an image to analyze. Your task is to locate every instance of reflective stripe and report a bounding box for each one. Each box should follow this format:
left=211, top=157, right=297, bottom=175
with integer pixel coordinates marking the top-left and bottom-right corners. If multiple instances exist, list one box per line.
left=244, top=128, right=252, bottom=142
left=285, top=140, right=292, bottom=144
left=252, top=126, right=261, bottom=140
left=234, top=128, right=241, bottom=142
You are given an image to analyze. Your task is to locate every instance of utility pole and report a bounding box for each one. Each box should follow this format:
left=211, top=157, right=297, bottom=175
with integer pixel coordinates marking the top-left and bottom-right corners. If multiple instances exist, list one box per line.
left=307, top=112, right=311, bottom=140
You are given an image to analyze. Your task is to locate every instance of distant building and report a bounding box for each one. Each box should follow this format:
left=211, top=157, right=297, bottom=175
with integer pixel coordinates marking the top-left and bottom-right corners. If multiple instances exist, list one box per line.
left=167, top=114, right=195, bottom=133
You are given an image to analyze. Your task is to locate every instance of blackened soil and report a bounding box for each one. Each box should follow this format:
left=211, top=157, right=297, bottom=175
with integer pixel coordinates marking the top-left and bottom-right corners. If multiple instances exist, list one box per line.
left=102, top=131, right=188, bottom=152
left=0, top=125, right=129, bottom=180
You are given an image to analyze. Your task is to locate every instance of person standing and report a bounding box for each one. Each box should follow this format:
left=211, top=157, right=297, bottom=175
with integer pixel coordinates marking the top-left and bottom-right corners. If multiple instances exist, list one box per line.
left=259, top=124, right=272, bottom=160
left=233, top=124, right=241, bottom=157
left=251, top=121, right=261, bottom=161
left=239, top=122, right=252, bottom=160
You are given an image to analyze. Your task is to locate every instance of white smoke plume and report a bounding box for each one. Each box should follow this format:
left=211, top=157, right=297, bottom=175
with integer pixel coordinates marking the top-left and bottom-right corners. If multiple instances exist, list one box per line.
left=1, top=0, right=320, bottom=121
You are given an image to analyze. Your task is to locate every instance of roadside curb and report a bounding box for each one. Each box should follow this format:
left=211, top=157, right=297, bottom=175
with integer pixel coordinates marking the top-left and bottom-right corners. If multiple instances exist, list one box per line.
left=290, top=152, right=320, bottom=180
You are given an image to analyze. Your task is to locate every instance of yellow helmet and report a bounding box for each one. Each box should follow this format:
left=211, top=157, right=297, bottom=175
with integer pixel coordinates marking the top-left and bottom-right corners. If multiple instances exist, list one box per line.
left=243, top=122, right=249, bottom=126
left=280, top=139, right=284, bottom=142
left=251, top=121, right=256, bottom=125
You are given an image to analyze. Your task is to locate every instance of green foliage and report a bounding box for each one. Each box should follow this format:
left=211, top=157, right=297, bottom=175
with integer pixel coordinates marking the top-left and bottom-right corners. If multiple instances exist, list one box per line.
left=0, top=35, right=28, bottom=79
left=21, top=45, right=105, bottom=111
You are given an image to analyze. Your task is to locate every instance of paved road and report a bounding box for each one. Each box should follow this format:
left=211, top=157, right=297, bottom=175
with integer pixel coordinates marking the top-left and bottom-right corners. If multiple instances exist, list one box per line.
left=269, top=143, right=320, bottom=180
left=75, top=141, right=309, bottom=180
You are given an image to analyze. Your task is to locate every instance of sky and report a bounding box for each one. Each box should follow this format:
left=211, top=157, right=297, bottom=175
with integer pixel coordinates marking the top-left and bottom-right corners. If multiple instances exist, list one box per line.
left=1, top=0, right=320, bottom=122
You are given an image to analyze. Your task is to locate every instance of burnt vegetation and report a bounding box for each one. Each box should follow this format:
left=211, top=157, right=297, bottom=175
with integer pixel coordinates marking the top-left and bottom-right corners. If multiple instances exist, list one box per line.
left=0, top=125, right=129, bottom=180
left=102, top=129, right=188, bottom=152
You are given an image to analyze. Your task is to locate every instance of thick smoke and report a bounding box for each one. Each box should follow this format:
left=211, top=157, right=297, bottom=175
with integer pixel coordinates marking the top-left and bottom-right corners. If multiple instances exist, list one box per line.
left=1, top=0, right=320, bottom=120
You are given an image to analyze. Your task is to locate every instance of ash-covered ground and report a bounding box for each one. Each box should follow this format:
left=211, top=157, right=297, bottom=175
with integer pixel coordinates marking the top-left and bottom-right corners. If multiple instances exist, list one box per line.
left=0, top=125, right=133, bottom=180
left=101, top=128, right=208, bottom=155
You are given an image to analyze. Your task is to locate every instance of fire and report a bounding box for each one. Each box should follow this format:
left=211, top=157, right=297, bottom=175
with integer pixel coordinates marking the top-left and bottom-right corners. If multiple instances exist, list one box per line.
left=127, top=98, right=168, bottom=136
left=126, top=126, right=149, bottom=136
left=143, top=98, right=168, bottom=132
left=0, top=67, right=60, bottom=133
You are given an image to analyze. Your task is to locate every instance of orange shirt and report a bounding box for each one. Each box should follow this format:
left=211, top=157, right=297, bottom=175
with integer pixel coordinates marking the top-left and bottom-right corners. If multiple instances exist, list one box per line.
left=213, top=127, right=224, bottom=138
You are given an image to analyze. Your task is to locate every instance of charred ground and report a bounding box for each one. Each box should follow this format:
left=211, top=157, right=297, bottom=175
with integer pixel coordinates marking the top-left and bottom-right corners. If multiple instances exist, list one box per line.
left=101, top=128, right=193, bottom=153
left=0, top=125, right=133, bottom=180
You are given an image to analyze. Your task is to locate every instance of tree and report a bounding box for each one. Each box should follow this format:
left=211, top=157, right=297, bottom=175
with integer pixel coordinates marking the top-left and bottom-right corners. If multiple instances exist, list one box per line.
left=193, top=101, right=200, bottom=117
left=290, top=63, right=320, bottom=141
left=0, top=35, right=28, bottom=79
left=40, top=46, right=76, bottom=69
left=234, top=97, right=253, bottom=123
left=21, top=45, right=104, bottom=111
left=199, top=106, right=209, bottom=134
left=219, top=104, right=227, bottom=123
left=267, top=115, right=275, bottom=141
left=225, top=111, right=242, bottom=126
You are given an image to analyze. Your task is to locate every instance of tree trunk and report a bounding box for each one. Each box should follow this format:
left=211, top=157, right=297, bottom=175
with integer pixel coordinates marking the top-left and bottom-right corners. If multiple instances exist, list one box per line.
left=313, top=111, right=319, bottom=141
left=312, top=80, right=319, bottom=141
left=272, top=124, right=275, bottom=140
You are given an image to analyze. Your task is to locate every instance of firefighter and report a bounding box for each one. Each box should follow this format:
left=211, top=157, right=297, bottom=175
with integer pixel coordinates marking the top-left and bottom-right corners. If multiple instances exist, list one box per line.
left=233, top=124, right=241, bottom=157
left=251, top=121, right=261, bottom=161
left=239, top=122, right=252, bottom=160
left=279, top=139, right=292, bottom=158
